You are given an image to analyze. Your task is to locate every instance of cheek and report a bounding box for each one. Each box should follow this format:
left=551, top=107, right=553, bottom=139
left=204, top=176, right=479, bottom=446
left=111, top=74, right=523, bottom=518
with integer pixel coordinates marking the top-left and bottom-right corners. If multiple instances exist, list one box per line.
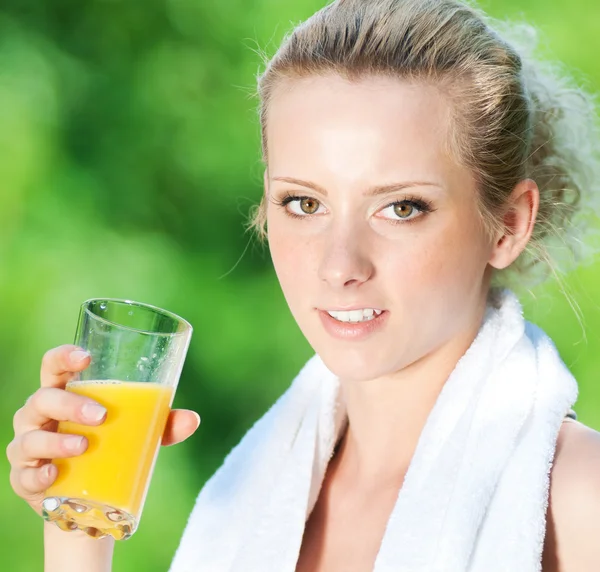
left=383, top=217, right=489, bottom=300
left=267, top=218, right=316, bottom=307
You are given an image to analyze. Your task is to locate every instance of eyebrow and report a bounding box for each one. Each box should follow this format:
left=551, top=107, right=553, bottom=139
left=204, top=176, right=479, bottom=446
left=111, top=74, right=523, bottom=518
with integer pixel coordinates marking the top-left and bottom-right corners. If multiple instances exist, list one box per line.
left=270, top=176, right=443, bottom=197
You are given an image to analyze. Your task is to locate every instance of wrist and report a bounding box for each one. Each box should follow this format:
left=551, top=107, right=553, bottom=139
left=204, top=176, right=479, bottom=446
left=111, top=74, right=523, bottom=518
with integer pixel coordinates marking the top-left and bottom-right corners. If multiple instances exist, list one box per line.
left=44, top=521, right=115, bottom=572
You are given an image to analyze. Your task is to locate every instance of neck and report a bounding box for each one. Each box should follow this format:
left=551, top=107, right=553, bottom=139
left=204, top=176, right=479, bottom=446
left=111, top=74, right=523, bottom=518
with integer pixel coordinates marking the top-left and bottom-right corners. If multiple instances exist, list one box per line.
left=334, top=302, right=488, bottom=488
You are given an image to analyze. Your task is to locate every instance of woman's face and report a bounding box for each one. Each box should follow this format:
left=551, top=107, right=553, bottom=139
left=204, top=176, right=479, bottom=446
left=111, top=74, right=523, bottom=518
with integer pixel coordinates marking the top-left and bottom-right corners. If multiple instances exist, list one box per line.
left=265, top=74, right=495, bottom=382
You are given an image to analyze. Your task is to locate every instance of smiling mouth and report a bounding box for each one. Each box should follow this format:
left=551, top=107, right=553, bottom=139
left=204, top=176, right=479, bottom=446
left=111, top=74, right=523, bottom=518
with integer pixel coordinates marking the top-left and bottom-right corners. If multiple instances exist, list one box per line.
left=324, top=308, right=384, bottom=323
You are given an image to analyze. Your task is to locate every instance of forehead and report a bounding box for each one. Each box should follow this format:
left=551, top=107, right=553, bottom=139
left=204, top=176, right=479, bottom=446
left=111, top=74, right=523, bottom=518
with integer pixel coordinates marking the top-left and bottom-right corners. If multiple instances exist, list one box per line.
left=266, top=74, right=457, bottom=184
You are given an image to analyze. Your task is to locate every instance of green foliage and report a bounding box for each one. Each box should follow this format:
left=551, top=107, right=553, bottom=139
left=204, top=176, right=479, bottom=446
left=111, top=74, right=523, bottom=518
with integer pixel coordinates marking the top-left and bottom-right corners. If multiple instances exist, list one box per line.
left=1, top=1, right=598, bottom=569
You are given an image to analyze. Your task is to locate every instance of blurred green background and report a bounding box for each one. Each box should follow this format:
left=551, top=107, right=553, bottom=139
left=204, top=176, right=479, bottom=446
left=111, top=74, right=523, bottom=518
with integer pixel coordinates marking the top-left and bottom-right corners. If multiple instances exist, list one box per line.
left=1, top=0, right=599, bottom=569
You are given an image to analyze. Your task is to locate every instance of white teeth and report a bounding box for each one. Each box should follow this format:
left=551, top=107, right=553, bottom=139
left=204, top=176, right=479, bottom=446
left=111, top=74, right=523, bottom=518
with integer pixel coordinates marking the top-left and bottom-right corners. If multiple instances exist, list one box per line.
left=326, top=308, right=382, bottom=323
left=348, top=309, right=363, bottom=322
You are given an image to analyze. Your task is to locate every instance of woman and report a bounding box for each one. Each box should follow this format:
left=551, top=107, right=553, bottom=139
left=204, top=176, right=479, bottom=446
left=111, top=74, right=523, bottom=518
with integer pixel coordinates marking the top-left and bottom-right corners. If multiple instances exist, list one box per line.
left=7, top=0, right=600, bottom=570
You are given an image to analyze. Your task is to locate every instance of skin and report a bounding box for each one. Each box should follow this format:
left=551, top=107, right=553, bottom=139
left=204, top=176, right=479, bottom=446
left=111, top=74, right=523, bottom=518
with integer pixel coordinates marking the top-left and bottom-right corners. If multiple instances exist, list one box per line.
left=7, top=345, right=199, bottom=571
left=264, top=73, right=600, bottom=571
left=6, top=73, right=599, bottom=572
left=542, top=418, right=600, bottom=572
left=266, top=74, right=534, bottom=482
left=7, top=345, right=199, bottom=517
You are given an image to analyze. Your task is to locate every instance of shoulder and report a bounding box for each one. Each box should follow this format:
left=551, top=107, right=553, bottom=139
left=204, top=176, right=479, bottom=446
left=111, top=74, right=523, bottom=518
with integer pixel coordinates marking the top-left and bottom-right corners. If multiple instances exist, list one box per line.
left=542, top=419, right=600, bottom=572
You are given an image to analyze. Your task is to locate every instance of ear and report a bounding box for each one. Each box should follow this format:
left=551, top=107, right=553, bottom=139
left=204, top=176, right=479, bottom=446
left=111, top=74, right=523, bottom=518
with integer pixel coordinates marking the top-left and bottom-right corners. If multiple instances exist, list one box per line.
left=488, top=179, right=540, bottom=270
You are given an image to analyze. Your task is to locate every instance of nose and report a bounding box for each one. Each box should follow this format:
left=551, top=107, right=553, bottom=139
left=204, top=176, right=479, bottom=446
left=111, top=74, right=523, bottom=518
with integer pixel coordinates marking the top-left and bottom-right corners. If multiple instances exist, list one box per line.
left=317, top=224, right=375, bottom=289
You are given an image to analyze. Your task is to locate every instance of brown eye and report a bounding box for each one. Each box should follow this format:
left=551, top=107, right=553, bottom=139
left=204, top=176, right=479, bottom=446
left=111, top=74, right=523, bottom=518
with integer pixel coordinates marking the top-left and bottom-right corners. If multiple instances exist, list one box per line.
left=300, top=198, right=320, bottom=214
left=393, top=203, right=414, bottom=219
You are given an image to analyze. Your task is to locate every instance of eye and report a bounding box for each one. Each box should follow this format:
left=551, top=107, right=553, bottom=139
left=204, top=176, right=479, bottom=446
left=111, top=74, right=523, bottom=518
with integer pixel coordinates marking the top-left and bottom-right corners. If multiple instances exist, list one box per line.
left=278, top=195, right=325, bottom=217
left=377, top=198, right=432, bottom=223
left=296, top=198, right=320, bottom=215
left=392, top=203, right=415, bottom=219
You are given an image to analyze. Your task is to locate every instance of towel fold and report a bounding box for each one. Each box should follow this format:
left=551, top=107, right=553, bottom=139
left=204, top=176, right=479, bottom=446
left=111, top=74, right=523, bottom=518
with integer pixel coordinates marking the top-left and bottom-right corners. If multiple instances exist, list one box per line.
left=169, top=288, right=578, bottom=572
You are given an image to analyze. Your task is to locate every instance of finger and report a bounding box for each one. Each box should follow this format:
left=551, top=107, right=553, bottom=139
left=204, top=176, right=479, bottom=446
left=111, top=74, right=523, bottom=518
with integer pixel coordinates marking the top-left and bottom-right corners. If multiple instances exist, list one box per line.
left=13, top=387, right=107, bottom=435
left=162, top=409, right=200, bottom=447
left=11, top=463, right=57, bottom=498
left=40, top=345, right=91, bottom=389
left=7, top=430, right=88, bottom=468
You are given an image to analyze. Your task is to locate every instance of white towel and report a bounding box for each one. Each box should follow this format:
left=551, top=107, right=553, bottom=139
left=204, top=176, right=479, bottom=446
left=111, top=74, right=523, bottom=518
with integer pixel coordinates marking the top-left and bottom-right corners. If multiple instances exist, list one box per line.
left=169, top=288, right=578, bottom=572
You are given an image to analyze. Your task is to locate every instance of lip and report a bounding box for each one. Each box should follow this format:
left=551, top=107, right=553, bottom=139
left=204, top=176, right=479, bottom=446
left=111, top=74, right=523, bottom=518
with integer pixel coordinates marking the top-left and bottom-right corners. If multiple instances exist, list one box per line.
left=318, top=309, right=388, bottom=341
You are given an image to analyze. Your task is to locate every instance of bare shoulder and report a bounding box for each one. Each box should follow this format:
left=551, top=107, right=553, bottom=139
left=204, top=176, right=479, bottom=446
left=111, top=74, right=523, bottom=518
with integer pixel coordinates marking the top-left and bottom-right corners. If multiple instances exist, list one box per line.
left=542, top=419, right=600, bottom=572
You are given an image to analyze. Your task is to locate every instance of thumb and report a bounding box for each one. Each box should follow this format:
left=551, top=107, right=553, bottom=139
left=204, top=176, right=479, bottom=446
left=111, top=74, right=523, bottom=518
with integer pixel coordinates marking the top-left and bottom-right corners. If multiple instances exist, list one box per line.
left=162, top=409, right=201, bottom=447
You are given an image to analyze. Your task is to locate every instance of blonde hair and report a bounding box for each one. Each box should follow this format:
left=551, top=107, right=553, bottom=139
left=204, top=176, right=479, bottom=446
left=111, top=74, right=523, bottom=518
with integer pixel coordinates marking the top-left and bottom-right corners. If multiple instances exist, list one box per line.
left=249, top=0, right=600, bottom=290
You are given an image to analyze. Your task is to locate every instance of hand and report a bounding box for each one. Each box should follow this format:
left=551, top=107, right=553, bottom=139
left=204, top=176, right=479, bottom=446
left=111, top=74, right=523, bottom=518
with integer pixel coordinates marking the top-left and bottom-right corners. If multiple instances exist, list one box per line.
left=6, top=344, right=200, bottom=516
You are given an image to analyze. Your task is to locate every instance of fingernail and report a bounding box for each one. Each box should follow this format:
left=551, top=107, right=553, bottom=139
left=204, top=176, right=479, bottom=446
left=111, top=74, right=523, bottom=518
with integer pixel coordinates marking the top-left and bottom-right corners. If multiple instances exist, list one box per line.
left=81, top=402, right=107, bottom=422
left=192, top=411, right=201, bottom=426
left=42, top=464, right=56, bottom=481
left=70, top=350, right=90, bottom=364
left=63, top=435, right=84, bottom=452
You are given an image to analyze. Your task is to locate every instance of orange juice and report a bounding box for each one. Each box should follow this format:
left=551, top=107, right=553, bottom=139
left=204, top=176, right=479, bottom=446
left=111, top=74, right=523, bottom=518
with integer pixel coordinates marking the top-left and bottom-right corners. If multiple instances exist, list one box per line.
left=46, top=380, right=173, bottom=518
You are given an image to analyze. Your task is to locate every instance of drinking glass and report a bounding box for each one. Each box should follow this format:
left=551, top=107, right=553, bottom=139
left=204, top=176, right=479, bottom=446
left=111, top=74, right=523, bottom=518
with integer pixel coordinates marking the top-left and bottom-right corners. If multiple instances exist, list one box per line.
left=42, top=298, right=193, bottom=540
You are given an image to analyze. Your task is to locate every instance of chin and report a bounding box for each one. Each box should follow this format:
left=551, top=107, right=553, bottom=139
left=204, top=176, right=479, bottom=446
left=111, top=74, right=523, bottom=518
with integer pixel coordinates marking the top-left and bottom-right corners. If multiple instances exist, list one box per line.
left=315, top=346, right=393, bottom=383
